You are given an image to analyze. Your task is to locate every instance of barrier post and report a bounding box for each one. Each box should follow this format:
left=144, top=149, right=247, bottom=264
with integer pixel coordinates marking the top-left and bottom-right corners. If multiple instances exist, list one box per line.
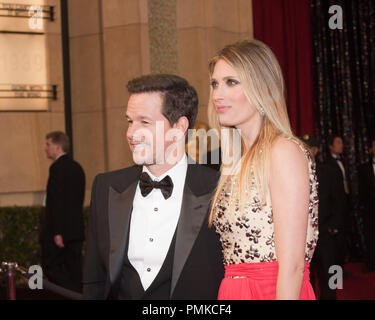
left=1, top=262, right=17, bottom=300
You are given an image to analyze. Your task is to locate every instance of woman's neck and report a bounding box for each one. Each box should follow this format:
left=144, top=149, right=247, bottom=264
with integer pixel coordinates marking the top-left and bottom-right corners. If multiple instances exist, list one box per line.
left=237, top=117, right=262, bottom=151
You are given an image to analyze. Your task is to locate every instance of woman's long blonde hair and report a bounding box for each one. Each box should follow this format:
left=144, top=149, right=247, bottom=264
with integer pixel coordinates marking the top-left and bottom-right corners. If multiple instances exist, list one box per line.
left=208, top=39, right=296, bottom=226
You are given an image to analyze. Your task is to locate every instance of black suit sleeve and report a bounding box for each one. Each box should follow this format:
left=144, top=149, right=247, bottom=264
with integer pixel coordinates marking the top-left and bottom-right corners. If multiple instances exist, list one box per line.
left=317, top=164, right=331, bottom=228
left=48, top=164, right=65, bottom=236
left=318, top=161, right=347, bottom=232
left=83, top=174, right=107, bottom=299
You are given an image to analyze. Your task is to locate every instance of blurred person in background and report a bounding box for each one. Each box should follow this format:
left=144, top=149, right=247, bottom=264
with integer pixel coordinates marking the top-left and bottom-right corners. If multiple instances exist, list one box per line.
left=313, top=134, right=350, bottom=299
left=42, top=131, right=85, bottom=293
left=359, top=139, right=375, bottom=273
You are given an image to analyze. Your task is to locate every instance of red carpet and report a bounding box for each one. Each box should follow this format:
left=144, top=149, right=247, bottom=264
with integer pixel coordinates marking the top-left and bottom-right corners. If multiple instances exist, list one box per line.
left=336, top=263, right=375, bottom=300
left=1, top=262, right=375, bottom=300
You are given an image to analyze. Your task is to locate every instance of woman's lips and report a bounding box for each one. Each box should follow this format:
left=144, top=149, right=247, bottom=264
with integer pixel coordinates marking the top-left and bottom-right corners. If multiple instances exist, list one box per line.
left=216, top=105, right=231, bottom=113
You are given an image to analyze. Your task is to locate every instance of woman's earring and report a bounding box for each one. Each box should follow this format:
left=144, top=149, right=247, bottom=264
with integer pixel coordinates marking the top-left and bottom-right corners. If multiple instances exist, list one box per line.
left=259, top=108, right=265, bottom=117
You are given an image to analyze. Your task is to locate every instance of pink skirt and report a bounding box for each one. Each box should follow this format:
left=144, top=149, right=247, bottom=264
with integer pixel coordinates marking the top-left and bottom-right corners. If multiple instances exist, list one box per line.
left=218, top=261, right=316, bottom=300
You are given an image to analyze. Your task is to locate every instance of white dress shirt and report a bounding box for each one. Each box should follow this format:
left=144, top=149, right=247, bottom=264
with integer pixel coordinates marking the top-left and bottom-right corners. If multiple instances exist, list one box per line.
left=128, top=154, right=188, bottom=290
left=372, top=158, right=375, bottom=177
left=55, top=152, right=67, bottom=161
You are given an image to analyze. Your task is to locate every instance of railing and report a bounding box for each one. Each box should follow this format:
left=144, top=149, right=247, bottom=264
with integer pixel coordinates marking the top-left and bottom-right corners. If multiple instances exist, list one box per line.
left=1, top=261, right=83, bottom=300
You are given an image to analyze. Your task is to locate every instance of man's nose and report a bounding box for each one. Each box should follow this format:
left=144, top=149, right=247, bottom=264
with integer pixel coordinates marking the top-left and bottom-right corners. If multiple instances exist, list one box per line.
left=127, top=123, right=145, bottom=142
left=126, top=122, right=137, bottom=140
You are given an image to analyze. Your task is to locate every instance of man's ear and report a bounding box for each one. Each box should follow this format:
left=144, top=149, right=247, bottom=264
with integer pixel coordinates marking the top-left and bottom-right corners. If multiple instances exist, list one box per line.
left=56, top=143, right=63, bottom=154
left=173, top=116, right=189, bottom=137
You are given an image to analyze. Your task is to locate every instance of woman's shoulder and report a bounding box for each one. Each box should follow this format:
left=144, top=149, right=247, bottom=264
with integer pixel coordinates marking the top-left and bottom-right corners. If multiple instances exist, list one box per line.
left=270, top=135, right=309, bottom=168
left=269, top=136, right=311, bottom=199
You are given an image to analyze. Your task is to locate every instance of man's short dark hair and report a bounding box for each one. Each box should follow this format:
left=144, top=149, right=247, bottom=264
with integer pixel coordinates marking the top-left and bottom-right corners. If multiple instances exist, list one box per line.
left=328, top=134, right=342, bottom=147
left=46, top=131, right=70, bottom=153
left=126, top=74, right=198, bottom=130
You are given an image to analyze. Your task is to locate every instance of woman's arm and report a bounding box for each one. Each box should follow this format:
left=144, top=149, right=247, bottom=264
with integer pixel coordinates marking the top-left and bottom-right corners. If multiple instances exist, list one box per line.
left=269, top=137, right=310, bottom=300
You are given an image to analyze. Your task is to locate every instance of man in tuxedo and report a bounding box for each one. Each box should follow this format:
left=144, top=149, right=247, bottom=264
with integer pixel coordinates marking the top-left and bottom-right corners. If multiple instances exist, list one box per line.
left=42, top=131, right=86, bottom=292
left=316, top=135, right=349, bottom=299
left=325, top=135, right=350, bottom=261
left=359, top=139, right=375, bottom=272
left=83, top=74, right=224, bottom=300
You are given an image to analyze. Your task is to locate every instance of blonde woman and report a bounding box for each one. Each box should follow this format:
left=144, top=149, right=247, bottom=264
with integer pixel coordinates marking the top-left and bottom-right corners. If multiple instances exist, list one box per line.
left=208, top=39, right=319, bottom=300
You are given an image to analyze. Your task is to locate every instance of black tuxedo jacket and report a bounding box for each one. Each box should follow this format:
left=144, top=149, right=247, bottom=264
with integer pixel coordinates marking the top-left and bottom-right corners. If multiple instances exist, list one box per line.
left=44, top=154, right=85, bottom=242
left=82, top=163, right=224, bottom=300
left=317, top=156, right=349, bottom=234
left=359, top=160, right=375, bottom=219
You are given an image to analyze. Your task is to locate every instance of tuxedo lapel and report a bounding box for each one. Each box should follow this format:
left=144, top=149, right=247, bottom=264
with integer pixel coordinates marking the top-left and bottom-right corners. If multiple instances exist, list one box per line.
left=108, top=180, right=138, bottom=284
left=170, top=167, right=213, bottom=297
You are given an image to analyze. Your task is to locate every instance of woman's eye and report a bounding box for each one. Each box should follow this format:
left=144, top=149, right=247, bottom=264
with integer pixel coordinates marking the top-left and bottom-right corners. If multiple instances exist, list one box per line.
left=142, top=121, right=150, bottom=125
left=227, top=79, right=239, bottom=86
left=210, top=80, right=218, bottom=88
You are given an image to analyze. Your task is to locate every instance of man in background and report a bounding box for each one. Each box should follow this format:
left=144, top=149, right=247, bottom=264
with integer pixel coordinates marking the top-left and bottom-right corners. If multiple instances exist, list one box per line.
left=313, top=134, right=350, bottom=299
left=42, top=131, right=85, bottom=293
left=359, top=139, right=375, bottom=273
left=322, top=135, right=349, bottom=264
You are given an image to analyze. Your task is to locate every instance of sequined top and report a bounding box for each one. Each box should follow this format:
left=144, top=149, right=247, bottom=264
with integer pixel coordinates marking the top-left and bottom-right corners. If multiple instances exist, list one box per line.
left=212, top=138, right=319, bottom=265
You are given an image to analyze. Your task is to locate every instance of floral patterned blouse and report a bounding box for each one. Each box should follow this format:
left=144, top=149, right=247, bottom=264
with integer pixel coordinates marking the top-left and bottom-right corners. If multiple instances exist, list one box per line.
left=212, top=138, right=319, bottom=265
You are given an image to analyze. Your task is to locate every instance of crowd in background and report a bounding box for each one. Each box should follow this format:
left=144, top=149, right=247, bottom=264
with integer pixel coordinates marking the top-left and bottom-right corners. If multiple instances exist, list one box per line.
left=300, top=134, right=375, bottom=300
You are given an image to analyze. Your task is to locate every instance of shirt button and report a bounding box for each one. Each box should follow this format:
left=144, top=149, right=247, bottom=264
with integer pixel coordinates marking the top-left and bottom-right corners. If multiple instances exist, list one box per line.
left=149, top=238, right=154, bottom=242
left=154, top=207, right=158, bottom=212
left=147, top=267, right=151, bottom=272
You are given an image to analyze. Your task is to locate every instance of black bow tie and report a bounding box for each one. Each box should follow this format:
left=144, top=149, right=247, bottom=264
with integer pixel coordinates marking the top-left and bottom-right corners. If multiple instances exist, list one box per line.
left=139, top=172, right=173, bottom=199
left=334, top=156, right=342, bottom=161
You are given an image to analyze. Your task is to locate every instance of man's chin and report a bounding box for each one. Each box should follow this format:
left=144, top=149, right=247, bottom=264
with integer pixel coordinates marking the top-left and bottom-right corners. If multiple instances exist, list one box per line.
left=132, top=153, right=154, bottom=166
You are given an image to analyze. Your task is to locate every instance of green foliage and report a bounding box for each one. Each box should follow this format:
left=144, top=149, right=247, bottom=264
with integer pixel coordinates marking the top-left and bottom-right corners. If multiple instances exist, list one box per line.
left=0, top=206, right=89, bottom=288
left=0, top=206, right=43, bottom=267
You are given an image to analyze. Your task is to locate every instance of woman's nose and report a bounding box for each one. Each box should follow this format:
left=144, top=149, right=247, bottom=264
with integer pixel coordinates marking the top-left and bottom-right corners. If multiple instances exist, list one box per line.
left=212, top=85, right=224, bottom=103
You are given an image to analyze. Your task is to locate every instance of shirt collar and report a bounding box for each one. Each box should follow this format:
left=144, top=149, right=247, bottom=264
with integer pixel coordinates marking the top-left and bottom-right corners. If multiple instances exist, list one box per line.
left=142, top=154, right=188, bottom=183
left=55, top=153, right=66, bottom=161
